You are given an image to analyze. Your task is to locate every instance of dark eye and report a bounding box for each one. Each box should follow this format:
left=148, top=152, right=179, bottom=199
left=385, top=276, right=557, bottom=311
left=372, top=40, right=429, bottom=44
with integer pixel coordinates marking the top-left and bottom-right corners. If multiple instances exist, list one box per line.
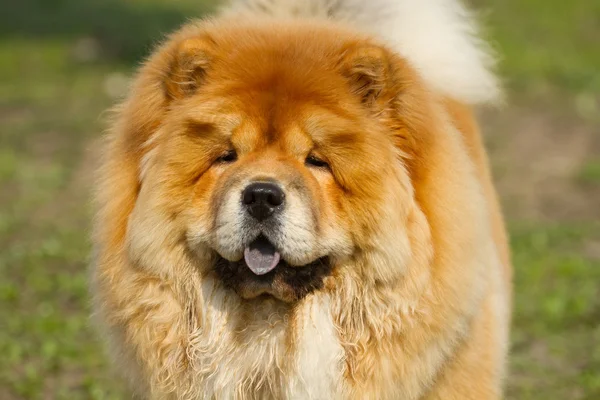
left=216, top=149, right=237, bottom=163
left=305, top=154, right=329, bottom=169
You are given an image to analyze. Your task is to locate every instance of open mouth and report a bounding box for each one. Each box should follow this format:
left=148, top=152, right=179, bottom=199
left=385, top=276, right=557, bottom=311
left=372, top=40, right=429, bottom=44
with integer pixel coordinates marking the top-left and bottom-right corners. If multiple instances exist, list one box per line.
left=214, top=236, right=332, bottom=302
left=243, top=236, right=281, bottom=275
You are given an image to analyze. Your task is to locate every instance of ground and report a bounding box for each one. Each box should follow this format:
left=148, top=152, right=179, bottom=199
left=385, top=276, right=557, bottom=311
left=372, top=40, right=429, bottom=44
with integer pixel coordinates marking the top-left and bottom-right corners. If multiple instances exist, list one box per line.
left=0, top=0, right=598, bottom=399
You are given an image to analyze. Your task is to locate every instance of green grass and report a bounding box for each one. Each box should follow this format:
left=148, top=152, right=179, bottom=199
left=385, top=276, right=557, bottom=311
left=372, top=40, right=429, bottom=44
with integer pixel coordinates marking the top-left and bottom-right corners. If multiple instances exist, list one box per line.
left=509, top=224, right=600, bottom=400
left=1, top=0, right=598, bottom=399
left=474, top=0, right=600, bottom=97
left=578, top=160, right=600, bottom=184
left=0, top=38, right=125, bottom=400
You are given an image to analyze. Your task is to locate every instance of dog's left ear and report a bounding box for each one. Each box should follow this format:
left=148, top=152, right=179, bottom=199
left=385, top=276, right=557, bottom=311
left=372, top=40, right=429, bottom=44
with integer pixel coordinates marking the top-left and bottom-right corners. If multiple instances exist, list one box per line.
left=339, top=45, right=392, bottom=106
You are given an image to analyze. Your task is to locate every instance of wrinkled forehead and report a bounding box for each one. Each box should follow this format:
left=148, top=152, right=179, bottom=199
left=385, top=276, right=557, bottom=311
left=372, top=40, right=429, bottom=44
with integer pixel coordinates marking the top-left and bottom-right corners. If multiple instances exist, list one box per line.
left=182, top=91, right=368, bottom=155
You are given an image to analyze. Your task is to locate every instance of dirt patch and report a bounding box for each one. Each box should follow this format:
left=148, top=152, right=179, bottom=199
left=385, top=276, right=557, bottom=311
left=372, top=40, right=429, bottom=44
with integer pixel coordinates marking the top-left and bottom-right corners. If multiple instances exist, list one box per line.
left=481, top=105, right=600, bottom=221
left=583, top=238, right=600, bottom=261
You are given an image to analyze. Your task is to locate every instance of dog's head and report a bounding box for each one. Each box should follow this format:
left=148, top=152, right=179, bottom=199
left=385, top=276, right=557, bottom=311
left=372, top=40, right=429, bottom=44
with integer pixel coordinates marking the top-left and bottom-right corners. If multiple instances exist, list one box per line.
left=121, top=20, right=434, bottom=303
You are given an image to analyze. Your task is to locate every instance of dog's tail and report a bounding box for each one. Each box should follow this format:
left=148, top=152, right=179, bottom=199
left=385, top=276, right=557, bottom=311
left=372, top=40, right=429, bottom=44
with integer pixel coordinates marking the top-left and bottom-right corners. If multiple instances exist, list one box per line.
left=219, top=0, right=501, bottom=105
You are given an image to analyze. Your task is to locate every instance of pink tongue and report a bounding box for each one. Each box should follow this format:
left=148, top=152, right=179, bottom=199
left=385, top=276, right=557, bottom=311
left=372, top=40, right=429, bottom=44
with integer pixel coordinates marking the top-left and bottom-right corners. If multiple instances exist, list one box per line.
left=244, top=237, right=281, bottom=275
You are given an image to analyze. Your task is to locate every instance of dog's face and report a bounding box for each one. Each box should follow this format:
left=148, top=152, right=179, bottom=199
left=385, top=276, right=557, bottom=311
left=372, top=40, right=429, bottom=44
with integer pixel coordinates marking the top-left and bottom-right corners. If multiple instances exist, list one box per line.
left=129, top=22, right=417, bottom=303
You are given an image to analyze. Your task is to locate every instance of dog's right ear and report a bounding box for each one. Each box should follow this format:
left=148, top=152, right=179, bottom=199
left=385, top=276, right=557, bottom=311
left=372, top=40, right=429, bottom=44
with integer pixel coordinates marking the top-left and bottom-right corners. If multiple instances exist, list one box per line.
left=164, top=38, right=213, bottom=100
left=339, top=45, right=391, bottom=107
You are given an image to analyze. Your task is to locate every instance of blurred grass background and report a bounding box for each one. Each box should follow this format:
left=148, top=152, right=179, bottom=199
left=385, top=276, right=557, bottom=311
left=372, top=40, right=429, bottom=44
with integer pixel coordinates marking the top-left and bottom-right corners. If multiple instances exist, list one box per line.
left=0, top=0, right=599, bottom=399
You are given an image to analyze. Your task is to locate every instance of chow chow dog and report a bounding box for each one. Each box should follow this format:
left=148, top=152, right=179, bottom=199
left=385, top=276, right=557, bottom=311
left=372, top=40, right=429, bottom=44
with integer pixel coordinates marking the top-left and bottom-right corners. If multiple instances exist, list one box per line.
left=91, top=0, right=511, bottom=398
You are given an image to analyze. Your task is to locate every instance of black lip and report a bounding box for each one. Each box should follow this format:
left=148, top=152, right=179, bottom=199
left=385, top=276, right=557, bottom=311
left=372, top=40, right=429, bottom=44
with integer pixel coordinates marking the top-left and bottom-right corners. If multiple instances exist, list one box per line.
left=214, top=254, right=332, bottom=302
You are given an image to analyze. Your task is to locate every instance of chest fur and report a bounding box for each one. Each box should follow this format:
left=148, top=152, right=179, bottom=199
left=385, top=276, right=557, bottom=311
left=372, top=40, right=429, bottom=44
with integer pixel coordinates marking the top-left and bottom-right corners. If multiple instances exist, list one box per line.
left=192, top=291, right=345, bottom=400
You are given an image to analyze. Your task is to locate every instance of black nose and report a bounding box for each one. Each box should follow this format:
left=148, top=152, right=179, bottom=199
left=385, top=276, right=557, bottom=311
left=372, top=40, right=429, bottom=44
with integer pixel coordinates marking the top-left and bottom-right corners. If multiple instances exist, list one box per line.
left=242, top=182, right=285, bottom=221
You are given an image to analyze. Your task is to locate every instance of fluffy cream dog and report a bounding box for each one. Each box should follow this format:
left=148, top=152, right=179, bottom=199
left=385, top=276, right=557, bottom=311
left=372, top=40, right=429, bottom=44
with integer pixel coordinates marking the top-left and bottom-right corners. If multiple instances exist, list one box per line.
left=91, top=0, right=511, bottom=399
